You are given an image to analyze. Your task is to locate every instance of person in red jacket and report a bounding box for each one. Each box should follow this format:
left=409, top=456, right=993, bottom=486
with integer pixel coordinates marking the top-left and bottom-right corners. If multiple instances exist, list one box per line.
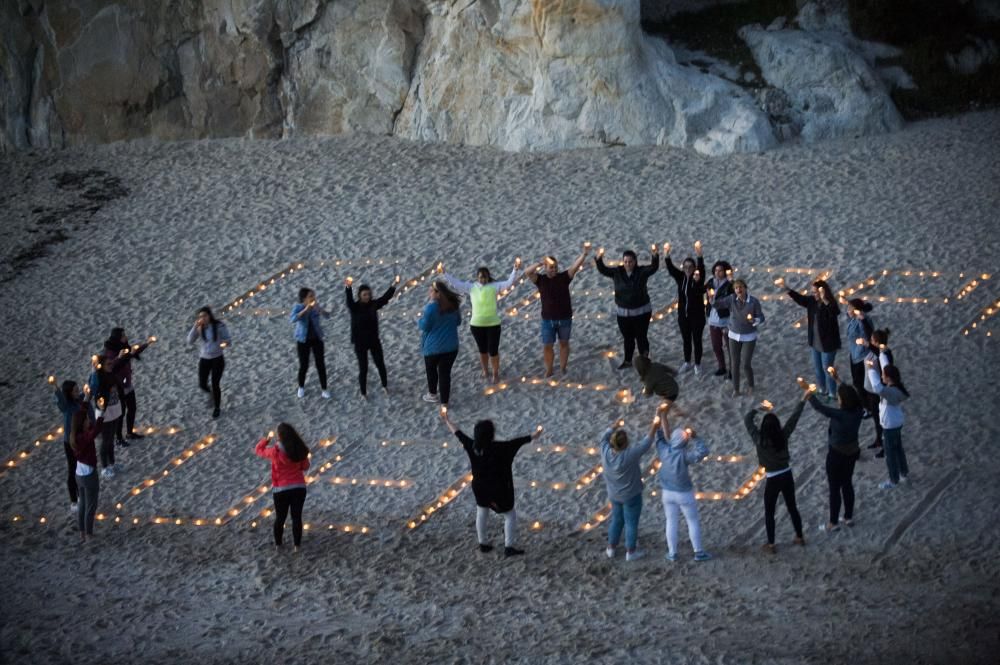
left=70, top=409, right=104, bottom=541
left=255, top=423, right=311, bottom=551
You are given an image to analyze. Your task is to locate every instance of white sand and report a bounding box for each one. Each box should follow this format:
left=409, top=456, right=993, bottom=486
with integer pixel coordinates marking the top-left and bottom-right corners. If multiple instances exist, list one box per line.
left=1, top=112, right=999, bottom=663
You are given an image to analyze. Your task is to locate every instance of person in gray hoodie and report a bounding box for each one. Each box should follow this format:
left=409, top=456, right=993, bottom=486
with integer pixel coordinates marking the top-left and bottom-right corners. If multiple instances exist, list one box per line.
left=633, top=355, right=679, bottom=402
left=867, top=362, right=910, bottom=488
left=711, top=279, right=765, bottom=396
left=656, top=409, right=711, bottom=561
left=600, top=404, right=666, bottom=562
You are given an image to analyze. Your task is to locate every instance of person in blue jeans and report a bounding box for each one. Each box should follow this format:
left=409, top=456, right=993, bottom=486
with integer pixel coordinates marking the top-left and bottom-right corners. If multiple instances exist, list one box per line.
left=524, top=244, right=590, bottom=377
left=867, top=362, right=910, bottom=488
left=599, top=403, right=665, bottom=562
left=781, top=277, right=841, bottom=397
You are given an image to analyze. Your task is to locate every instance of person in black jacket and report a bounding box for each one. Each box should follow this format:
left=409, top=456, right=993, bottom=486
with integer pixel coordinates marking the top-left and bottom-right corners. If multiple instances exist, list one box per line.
left=594, top=245, right=660, bottom=369
left=441, top=407, right=543, bottom=557
left=705, top=259, right=735, bottom=378
left=345, top=276, right=399, bottom=398
left=782, top=277, right=842, bottom=397
left=664, top=242, right=707, bottom=375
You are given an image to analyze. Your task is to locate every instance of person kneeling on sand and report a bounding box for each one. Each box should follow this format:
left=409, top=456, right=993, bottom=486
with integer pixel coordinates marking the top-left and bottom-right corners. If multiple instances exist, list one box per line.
left=655, top=409, right=711, bottom=562
left=633, top=355, right=679, bottom=402
left=440, top=407, right=542, bottom=557
left=255, top=424, right=311, bottom=553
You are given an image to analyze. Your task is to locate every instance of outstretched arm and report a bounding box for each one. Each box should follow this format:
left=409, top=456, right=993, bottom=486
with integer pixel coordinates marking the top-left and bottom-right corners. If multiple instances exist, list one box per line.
left=594, top=252, right=614, bottom=277
left=567, top=244, right=590, bottom=279
left=524, top=261, right=543, bottom=284
left=494, top=265, right=521, bottom=292
left=374, top=284, right=397, bottom=309
left=442, top=273, right=474, bottom=294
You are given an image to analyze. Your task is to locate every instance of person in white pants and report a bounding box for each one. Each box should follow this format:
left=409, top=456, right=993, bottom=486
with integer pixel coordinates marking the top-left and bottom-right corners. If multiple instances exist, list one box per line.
left=655, top=409, right=712, bottom=561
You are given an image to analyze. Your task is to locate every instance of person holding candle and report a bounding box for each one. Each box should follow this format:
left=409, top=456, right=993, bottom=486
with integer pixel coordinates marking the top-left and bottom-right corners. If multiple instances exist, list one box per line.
left=440, top=408, right=543, bottom=557
left=864, top=328, right=894, bottom=457
left=102, top=328, right=152, bottom=444
left=524, top=245, right=590, bottom=377
left=345, top=277, right=400, bottom=398
left=783, top=278, right=842, bottom=398
left=866, top=363, right=910, bottom=489
left=289, top=288, right=332, bottom=400
left=69, top=408, right=104, bottom=541
left=845, top=300, right=875, bottom=409
left=594, top=245, right=660, bottom=369
left=441, top=259, right=522, bottom=384
left=254, top=424, right=311, bottom=552
left=744, top=393, right=809, bottom=553
left=804, top=376, right=864, bottom=532
left=419, top=281, right=462, bottom=406
left=664, top=242, right=707, bottom=375
left=711, top=279, right=765, bottom=396
left=600, top=405, right=665, bottom=561
left=186, top=306, right=231, bottom=418
left=87, top=351, right=128, bottom=478
left=656, top=408, right=711, bottom=561
left=705, top=260, right=735, bottom=378
left=54, top=380, right=85, bottom=510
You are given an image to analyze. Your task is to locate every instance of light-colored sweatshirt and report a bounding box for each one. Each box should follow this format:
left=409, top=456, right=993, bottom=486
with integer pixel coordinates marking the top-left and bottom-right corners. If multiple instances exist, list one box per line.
left=867, top=368, right=908, bottom=429
left=443, top=268, right=520, bottom=327
left=600, top=428, right=654, bottom=503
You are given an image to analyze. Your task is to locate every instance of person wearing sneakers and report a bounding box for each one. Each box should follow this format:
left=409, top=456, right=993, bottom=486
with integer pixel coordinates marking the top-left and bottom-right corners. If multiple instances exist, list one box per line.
left=187, top=306, right=231, bottom=418
left=290, top=288, right=332, bottom=400
left=54, top=379, right=85, bottom=511
left=102, top=328, right=152, bottom=444
left=419, top=281, right=462, bottom=406
left=783, top=278, right=842, bottom=398
left=705, top=260, right=734, bottom=378
left=441, top=258, right=522, bottom=384
left=69, top=408, right=104, bottom=541
left=524, top=244, right=590, bottom=377
left=867, top=363, right=910, bottom=489
left=805, top=377, right=864, bottom=533
left=744, top=393, right=808, bottom=553
left=594, top=245, right=659, bottom=369
left=711, top=279, right=765, bottom=396
left=600, top=405, right=665, bottom=562
left=440, top=408, right=543, bottom=557
left=255, top=423, right=311, bottom=552
left=655, top=409, right=711, bottom=562
left=345, top=276, right=399, bottom=398
left=87, top=351, right=128, bottom=479
left=633, top=355, right=679, bottom=402
left=863, top=328, right=894, bottom=458
left=664, top=242, right=707, bottom=375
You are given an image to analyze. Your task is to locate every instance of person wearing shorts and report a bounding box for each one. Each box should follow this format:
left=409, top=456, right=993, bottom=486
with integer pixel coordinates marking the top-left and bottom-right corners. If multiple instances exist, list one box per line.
left=525, top=244, right=589, bottom=377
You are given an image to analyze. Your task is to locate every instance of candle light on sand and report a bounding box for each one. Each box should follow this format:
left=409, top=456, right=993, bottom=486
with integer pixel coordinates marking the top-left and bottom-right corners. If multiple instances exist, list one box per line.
left=827, top=366, right=836, bottom=376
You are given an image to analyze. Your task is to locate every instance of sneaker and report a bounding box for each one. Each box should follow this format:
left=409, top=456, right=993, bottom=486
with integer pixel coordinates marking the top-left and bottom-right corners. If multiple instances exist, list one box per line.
left=713, top=368, right=727, bottom=377
left=625, top=549, right=645, bottom=562
left=297, top=387, right=305, bottom=398
left=617, top=361, right=632, bottom=370
left=793, top=536, right=806, bottom=545
left=665, top=552, right=677, bottom=562
left=422, top=393, right=439, bottom=403
left=693, top=551, right=712, bottom=562
left=841, top=519, right=853, bottom=528
left=479, top=544, right=493, bottom=553
left=605, top=546, right=616, bottom=559
left=117, top=438, right=130, bottom=449
left=381, top=385, right=389, bottom=395
left=693, top=365, right=702, bottom=377
left=70, top=502, right=78, bottom=513
left=101, top=467, right=115, bottom=479
left=212, top=407, right=220, bottom=418
left=818, top=522, right=840, bottom=533
left=126, top=432, right=144, bottom=440
left=899, top=475, right=908, bottom=484
left=360, top=393, right=368, bottom=401
left=678, top=362, right=692, bottom=374
left=879, top=480, right=896, bottom=489
left=503, top=546, right=525, bottom=557
left=321, top=391, right=331, bottom=399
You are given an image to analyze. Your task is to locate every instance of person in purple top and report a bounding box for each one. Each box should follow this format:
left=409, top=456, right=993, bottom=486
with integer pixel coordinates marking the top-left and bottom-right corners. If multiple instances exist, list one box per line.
left=524, top=243, right=590, bottom=377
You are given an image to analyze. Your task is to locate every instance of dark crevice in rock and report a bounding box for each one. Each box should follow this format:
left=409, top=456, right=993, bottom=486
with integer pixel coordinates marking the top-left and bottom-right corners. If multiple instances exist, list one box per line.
left=392, top=5, right=430, bottom=136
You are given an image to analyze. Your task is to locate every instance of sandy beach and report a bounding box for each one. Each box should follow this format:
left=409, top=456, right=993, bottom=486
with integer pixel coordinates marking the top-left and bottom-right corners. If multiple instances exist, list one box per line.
left=1, top=111, right=999, bottom=664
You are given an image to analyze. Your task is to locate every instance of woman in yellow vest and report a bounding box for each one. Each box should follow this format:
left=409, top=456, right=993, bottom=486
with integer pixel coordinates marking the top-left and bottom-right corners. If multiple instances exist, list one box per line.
left=442, top=258, right=522, bottom=384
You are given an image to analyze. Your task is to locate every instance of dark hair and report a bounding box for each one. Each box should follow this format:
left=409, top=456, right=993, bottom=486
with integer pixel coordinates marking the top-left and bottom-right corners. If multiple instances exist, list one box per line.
left=61, top=380, right=77, bottom=402
left=711, top=260, right=732, bottom=275
left=759, top=413, right=787, bottom=452
left=196, top=306, right=220, bottom=341
left=109, top=327, right=125, bottom=340
left=813, top=279, right=834, bottom=299
left=871, top=328, right=891, bottom=346
left=682, top=256, right=696, bottom=269
left=622, top=250, right=637, bottom=262
left=433, top=281, right=462, bottom=313
left=476, top=267, right=494, bottom=283
left=848, top=298, right=873, bottom=313
left=472, top=419, right=495, bottom=456
left=358, top=284, right=372, bottom=296
left=276, top=423, right=310, bottom=462
left=882, top=365, right=910, bottom=397
left=837, top=384, right=863, bottom=411
left=298, top=288, right=313, bottom=303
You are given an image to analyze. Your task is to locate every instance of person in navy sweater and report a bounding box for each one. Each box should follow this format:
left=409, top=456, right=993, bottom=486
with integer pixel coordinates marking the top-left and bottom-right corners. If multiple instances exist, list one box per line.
left=418, top=281, right=462, bottom=406
left=345, top=275, right=400, bottom=398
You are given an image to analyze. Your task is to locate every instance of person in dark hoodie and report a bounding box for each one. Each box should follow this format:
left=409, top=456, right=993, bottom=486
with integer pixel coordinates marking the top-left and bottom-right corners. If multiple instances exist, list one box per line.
left=54, top=379, right=85, bottom=511
left=440, top=407, right=543, bottom=557
left=781, top=278, right=842, bottom=398
left=69, top=407, right=104, bottom=541
left=744, top=391, right=809, bottom=553
left=102, top=327, right=153, bottom=445
left=594, top=245, right=660, bottom=369
left=664, top=242, right=707, bottom=375
left=633, top=355, right=679, bottom=402
left=87, top=350, right=129, bottom=478
left=705, top=259, right=735, bottom=378
left=345, top=275, right=400, bottom=398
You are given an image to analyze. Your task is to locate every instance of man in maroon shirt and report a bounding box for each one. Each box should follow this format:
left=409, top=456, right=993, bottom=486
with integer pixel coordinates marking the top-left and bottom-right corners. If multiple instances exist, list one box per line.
left=525, top=243, right=590, bottom=377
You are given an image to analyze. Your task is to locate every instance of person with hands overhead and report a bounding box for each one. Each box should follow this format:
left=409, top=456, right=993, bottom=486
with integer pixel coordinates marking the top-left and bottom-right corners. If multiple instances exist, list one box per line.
left=289, top=288, right=332, bottom=400
left=440, top=406, right=542, bottom=557
left=780, top=277, right=842, bottom=398
left=594, top=244, right=660, bottom=369
left=345, top=275, right=400, bottom=398
left=655, top=405, right=712, bottom=562
left=664, top=241, right=708, bottom=375
left=524, top=244, right=590, bottom=377
left=255, top=424, right=311, bottom=552
left=711, top=279, right=765, bottom=396
left=187, top=306, right=231, bottom=418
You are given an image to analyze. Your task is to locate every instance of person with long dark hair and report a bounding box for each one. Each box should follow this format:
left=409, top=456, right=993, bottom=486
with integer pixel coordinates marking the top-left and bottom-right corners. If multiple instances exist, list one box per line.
left=804, top=374, right=864, bottom=533
left=289, top=288, right=331, bottom=400
left=186, top=306, right=231, bottom=418
left=782, top=278, right=842, bottom=398
left=594, top=245, right=659, bottom=369
left=419, top=281, right=462, bottom=406
left=711, top=279, right=765, bottom=396
left=863, top=328, right=894, bottom=457
left=845, top=299, right=875, bottom=409
left=867, top=362, right=910, bottom=489
left=102, top=327, right=152, bottom=444
left=705, top=259, right=734, bottom=378
left=664, top=242, right=707, bottom=375
left=87, top=351, right=128, bottom=478
left=255, top=423, right=311, bottom=552
left=524, top=245, right=590, bottom=377
left=54, top=379, right=85, bottom=511
left=442, top=259, right=522, bottom=384
left=745, top=393, right=808, bottom=553
left=69, top=408, right=104, bottom=541
left=346, top=276, right=400, bottom=398
left=440, top=407, right=543, bottom=557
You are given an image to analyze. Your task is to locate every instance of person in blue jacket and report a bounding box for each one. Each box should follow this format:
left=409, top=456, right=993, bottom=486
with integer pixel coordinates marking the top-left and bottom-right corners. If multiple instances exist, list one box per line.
left=289, top=288, right=332, bottom=399
left=419, top=281, right=462, bottom=407
left=54, top=379, right=85, bottom=510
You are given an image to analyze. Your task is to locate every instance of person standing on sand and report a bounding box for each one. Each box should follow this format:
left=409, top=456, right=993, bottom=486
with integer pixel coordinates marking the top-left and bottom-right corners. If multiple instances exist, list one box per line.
left=440, top=407, right=543, bottom=557
left=744, top=393, right=808, bottom=553
left=705, top=259, right=735, bottom=379
left=863, top=328, right=894, bottom=458
left=69, top=408, right=104, bottom=542
left=664, top=241, right=707, bottom=376
left=87, top=350, right=128, bottom=479
left=187, top=306, right=231, bottom=418
left=781, top=278, right=842, bottom=398
left=255, top=424, right=311, bottom=552
left=594, top=245, right=660, bottom=369
left=102, top=327, right=153, bottom=445
left=289, top=288, right=332, bottom=400
left=845, top=299, right=875, bottom=412
left=441, top=259, right=522, bottom=384
left=524, top=244, right=590, bottom=377
left=53, top=379, right=85, bottom=511
left=711, top=279, right=764, bottom=396
left=345, top=276, right=400, bottom=398
left=419, top=281, right=462, bottom=406
left=600, top=404, right=667, bottom=562
left=656, top=408, right=712, bottom=562
left=867, top=363, right=910, bottom=489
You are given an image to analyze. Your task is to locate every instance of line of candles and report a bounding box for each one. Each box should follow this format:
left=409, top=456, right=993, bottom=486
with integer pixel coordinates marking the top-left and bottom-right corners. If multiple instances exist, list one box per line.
left=406, top=473, right=473, bottom=530
left=2, top=423, right=180, bottom=473
left=222, top=262, right=304, bottom=314
left=117, top=434, right=216, bottom=503
left=483, top=376, right=612, bottom=396
left=960, top=295, right=1000, bottom=338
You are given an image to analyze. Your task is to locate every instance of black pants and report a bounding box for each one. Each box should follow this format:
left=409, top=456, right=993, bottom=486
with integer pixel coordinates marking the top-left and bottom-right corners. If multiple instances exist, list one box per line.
left=470, top=325, right=502, bottom=357
left=424, top=350, right=458, bottom=405
left=354, top=339, right=387, bottom=395
left=825, top=447, right=859, bottom=525
left=116, top=390, right=138, bottom=440
left=64, top=440, right=78, bottom=503
left=273, top=488, right=307, bottom=547
left=763, top=470, right=803, bottom=544
left=678, top=315, right=705, bottom=365
left=198, top=356, right=225, bottom=410
left=100, top=418, right=117, bottom=468
left=296, top=339, right=328, bottom=390
left=616, top=312, right=652, bottom=363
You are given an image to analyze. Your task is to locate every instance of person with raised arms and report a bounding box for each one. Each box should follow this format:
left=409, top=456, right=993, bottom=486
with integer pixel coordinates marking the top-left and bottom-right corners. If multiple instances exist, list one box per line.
left=524, top=244, right=590, bottom=377
left=781, top=277, right=842, bottom=398
left=664, top=241, right=707, bottom=375
left=345, top=275, right=400, bottom=398
left=594, top=244, right=660, bottom=369
left=656, top=406, right=711, bottom=562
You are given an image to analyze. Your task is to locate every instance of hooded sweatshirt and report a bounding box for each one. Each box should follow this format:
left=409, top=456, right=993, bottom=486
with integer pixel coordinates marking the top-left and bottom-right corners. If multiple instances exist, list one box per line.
left=867, top=368, right=909, bottom=429
left=656, top=428, right=709, bottom=492
left=633, top=355, right=679, bottom=401
left=600, top=428, right=654, bottom=503
left=666, top=256, right=707, bottom=322
left=744, top=401, right=805, bottom=473
left=594, top=255, right=659, bottom=310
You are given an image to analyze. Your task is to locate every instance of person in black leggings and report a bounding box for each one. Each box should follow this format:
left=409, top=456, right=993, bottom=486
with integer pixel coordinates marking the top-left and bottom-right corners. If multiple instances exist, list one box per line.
left=594, top=245, right=660, bottom=369
left=805, top=377, right=864, bottom=532
left=419, top=281, right=462, bottom=406
left=54, top=379, right=85, bottom=509
left=102, top=328, right=152, bottom=445
left=255, top=423, right=311, bottom=551
left=290, top=288, right=331, bottom=399
left=664, top=241, right=707, bottom=375
left=187, top=306, right=231, bottom=418
left=345, top=275, right=399, bottom=397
